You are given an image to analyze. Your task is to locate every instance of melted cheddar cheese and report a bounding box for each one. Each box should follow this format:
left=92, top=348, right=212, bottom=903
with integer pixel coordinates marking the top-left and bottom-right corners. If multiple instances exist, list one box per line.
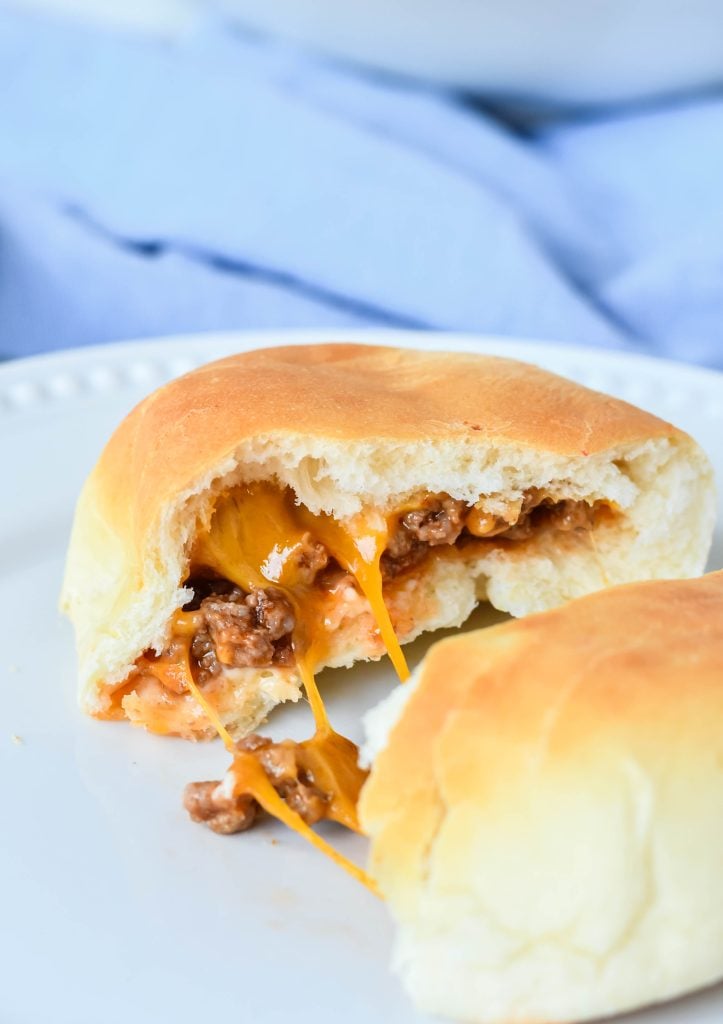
left=192, top=482, right=409, bottom=697
left=187, top=482, right=412, bottom=891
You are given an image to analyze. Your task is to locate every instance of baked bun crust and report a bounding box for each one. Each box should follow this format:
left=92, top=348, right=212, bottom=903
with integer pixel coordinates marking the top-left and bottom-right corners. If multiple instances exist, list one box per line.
left=360, top=571, right=723, bottom=1023
left=61, top=343, right=715, bottom=736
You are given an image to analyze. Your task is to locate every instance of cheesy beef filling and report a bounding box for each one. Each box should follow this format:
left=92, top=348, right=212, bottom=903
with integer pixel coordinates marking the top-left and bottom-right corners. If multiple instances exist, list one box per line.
left=103, top=482, right=609, bottom=736
left=102, top=479, right=606, bottom=729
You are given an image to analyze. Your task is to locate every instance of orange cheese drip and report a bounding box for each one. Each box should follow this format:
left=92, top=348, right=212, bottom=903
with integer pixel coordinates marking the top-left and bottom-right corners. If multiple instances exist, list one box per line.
left=192, top=482, right=409, bottom=701
left=187, top=482, right=411, bottom=891
left=293, top=501, right=410, bottom=684
left=228, top=752, right=379, bottom=895
left=171, top=638, right=379, bottom=894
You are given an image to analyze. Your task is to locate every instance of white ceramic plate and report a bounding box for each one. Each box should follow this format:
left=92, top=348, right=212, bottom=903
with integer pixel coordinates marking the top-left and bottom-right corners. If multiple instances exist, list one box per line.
left=2, top=329, right=722, bottom=1024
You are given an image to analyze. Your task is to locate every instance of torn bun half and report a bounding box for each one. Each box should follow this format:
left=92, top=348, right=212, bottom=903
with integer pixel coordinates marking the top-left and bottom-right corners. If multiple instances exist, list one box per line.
left=61, top=342, right=714, bottom=739
left=360, top=571, right=723, bottom=1024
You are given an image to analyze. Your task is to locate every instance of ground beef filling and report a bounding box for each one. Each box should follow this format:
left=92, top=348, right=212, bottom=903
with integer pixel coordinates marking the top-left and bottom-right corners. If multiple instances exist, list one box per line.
left=380, top=496, right=467, bottom=579
left=183, top=733, right=331, bottom=834
left=164, top=492, right=602, bottom=685
left=189, top=584, right=296, bottom=684
left=183, top=780, right=259, bottom=834
left=380, top=493, right=600, bottom=579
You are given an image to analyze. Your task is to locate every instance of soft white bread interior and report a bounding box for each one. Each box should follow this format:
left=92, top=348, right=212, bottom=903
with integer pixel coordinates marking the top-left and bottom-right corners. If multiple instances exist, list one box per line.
left=60, top=343, right=715, bottom=738
left=360, top=572, right=723, bottom=1024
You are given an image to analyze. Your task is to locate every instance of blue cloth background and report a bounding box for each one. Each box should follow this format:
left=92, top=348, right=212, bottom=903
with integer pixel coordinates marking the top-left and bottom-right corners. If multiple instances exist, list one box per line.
left=1, top=7, right=722, bottom=366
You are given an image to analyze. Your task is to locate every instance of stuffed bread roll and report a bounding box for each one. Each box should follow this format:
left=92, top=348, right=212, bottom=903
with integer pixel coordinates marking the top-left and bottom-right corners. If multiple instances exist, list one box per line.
left=61, top=342, right=715, bottom=740
left=360, top=571, right=723, bottom=1024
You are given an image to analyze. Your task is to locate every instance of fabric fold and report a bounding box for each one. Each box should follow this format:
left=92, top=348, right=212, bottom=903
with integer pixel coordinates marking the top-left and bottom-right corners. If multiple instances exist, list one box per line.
left=0, top=8, right=720, bottom=365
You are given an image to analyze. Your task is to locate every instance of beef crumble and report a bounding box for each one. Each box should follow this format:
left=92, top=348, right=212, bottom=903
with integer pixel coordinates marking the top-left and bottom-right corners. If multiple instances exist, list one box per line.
left=183, top=733, right=331, bottom=834
left=183, top=779, right=259, bottom=834
left=403, top=497, right=467, bottom=546
left=381, top=497, right=467, bottom=579
left=379, top=525, right=427, bottom=580
left=189, top=585, right=296, bottom=684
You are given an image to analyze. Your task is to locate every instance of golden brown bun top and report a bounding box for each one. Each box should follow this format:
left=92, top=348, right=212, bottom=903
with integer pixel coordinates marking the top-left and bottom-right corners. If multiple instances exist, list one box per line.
left=95, top=342, right=678, bottom=523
